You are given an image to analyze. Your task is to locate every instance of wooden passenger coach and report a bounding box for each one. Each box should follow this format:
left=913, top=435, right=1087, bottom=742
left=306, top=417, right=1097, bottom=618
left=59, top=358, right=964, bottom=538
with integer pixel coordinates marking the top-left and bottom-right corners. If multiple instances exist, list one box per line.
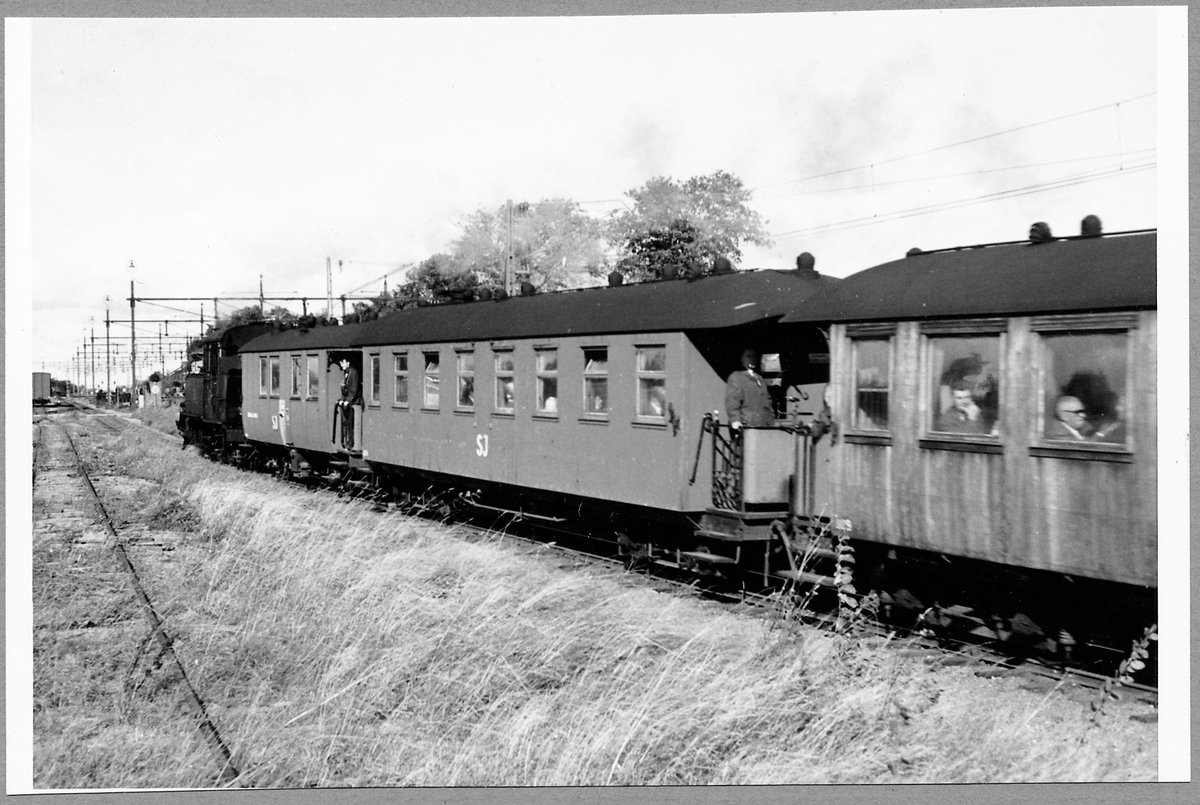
left=784, top=229, right=1157, bottom=598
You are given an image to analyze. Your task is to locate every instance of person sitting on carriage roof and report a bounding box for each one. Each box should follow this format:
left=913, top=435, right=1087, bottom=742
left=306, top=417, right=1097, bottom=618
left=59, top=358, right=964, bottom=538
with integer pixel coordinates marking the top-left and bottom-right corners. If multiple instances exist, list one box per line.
left=725, top=347, right=776, bottom=430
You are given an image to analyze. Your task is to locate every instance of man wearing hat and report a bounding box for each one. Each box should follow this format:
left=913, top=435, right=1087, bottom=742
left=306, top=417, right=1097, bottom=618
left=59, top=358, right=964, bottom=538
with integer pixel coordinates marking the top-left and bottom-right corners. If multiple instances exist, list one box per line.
left=725, top=347, right=776, bottom=430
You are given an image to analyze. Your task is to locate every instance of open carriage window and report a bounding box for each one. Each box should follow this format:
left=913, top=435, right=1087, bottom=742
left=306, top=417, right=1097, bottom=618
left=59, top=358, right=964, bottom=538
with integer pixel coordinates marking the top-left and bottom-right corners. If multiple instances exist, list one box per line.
left=269, top=356, right=281, bottom=397
left=290, top=356, right=303, bottom=398
left=494, top=351, right=514, bottom=412
left=259, top=356, right=268, bottom=396
left=423, top=352, right=440, bottom=409
left=1042, top=332, right=1127, bottom=445
left=927, top=335, right=1001, bottom=437
left=393, top=353, right=408, bottom=406
left=456, top=351, right=475, bottom=409
left=851, top=338, right=890, bottom=431
left=368, top=354, right=381, bottom=405
left=636, top=346, right=666, bottom=418
left=536, top=349, right=558, bottom=414
left=583, top=347, right=608, bottom=415
left=307, top=355, right=320, bottom=399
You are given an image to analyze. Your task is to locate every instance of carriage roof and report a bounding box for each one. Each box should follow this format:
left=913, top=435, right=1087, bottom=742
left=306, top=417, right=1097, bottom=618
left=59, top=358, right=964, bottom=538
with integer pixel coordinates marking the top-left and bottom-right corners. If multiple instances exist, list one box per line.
left=239, top=320, right=369, bottom=354
left=352, top=269, right=837, bottom=348
left=781, top=230, right=1156, bottom=324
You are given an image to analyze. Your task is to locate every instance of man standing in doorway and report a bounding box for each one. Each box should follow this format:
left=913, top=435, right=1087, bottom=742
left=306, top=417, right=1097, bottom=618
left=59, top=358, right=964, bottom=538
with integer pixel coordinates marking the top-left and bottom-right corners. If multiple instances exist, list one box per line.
left=725, top=347, right=776, bottom=430
left=338, top=358, right=362, bottom=450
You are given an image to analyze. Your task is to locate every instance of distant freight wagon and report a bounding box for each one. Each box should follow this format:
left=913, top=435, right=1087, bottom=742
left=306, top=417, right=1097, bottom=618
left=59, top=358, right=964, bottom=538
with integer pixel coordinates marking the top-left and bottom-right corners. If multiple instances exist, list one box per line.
left=33, top=372, right=52, bottom=405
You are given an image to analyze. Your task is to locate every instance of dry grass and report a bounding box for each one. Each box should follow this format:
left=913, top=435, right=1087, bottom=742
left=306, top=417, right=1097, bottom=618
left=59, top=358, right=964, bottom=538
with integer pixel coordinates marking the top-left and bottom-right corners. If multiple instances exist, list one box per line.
left=129, top=404, right=179, bottom=436
left=35, top=426, right=1158, bottom=788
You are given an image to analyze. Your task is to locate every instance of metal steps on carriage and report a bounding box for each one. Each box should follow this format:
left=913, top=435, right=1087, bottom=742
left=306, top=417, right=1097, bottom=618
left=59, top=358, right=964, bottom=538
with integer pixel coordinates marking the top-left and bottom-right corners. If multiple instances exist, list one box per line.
left=679, top=507, right=789, bottom=569
left=775, top=514, right=840, bottom=591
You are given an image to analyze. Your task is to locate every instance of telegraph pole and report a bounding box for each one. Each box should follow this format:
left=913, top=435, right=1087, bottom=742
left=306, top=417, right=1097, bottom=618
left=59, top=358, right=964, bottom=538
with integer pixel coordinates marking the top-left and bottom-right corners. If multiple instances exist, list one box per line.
left=129, top=270, right=137, bottom=398
left=105, top=296, right=111, bottom=403
left=505, top=199, right=514, bottom=296
left=90, top=318, right=96, bottom=398
left=326, top=257, right=333, bottom=319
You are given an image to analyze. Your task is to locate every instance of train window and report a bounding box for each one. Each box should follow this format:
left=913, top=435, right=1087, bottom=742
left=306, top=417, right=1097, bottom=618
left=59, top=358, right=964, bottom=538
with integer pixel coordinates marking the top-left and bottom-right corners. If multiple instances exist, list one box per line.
left=850, top=338, right=890, bottom=430
left=456, top=352, right=475, bottom=409
left=269, top=356, right=281, bottom=397
left=536, top=349, right=558, bottom=414
left=369, top=354, right=381, bottom=406
left=636, top=346, right=666, bottom=418
left=926, top=335, right=1001, bottom=437
left=1041, top=332, right=1128, bottom=445
left=423, top=352, right=440, bottom=409
left=259, top=356, right=268, bottom=396
left=583, top=347, right=608, bottom=415
left=290, top=356, right=303, bottom=398
left=494, top=351, right=515, bottom=412
left=393, top=353, right=409, bottom=406
left=307, top=356, right=319, bottom=399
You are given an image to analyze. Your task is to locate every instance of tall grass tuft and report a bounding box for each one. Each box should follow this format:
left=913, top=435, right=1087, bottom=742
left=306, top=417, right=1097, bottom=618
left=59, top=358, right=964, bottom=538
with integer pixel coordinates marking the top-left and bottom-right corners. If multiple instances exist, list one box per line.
left=60, top=427, right=1158, bottom=787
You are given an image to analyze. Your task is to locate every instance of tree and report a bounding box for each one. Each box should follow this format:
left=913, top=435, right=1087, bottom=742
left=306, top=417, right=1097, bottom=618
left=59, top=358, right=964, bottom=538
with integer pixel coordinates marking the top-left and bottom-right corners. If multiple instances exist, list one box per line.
left=607, top=170, right=772, bottom=282
left=358, top=199, right=611, bottom=317
left=366, top=253, right=477, bottom=315
left=212, top=304, right=297, bottom=330
left=450, top=199, right=609, bottom=292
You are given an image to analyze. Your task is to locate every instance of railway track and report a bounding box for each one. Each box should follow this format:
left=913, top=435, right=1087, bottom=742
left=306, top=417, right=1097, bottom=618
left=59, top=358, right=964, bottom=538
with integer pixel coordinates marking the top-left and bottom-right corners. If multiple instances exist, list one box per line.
left=32, top=408, right=239, bottom=786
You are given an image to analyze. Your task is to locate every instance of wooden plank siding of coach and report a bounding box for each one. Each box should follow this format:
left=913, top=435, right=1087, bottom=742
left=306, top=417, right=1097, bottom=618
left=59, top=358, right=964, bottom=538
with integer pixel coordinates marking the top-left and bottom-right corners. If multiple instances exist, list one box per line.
left=825, top=292, right=1152, bottom=587
left=825, top=310, right=1156, bottom=588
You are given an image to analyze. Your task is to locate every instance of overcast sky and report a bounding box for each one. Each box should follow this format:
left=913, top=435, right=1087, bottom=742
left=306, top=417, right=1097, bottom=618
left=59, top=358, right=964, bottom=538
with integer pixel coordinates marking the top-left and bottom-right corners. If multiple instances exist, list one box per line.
left=11, top=8, right=1177, bottom=378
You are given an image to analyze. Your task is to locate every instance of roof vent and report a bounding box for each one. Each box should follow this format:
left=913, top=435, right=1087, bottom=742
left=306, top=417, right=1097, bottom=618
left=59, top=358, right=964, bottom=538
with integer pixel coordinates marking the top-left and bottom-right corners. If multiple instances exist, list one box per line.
left=1029, top=221, right=1054, bottom=243
left=661, top=264, right=680, bottom=280
left=477, top=287, right=494, bottom=301
left=493, top=288, right=509, bottom=300
left=520, top=280, right=536, bottom=296
left=607, top=271, right=624, bottom=287
left=1080, top=214, right=1102, bottom=237
left=712, top=256, right=734, bottom=274
left=906, top=247, right=923, bottom=257
left=793, top=252, right=818, bottom=277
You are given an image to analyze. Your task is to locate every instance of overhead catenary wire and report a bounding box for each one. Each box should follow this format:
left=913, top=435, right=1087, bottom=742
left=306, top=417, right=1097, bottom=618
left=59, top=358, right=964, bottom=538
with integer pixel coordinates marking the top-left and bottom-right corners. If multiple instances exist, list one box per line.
left=749, top=92, right=1155, bottom=193
left=770, top=159, right=1155, bottom=241
left=753, top=148, right=1156, bottom=202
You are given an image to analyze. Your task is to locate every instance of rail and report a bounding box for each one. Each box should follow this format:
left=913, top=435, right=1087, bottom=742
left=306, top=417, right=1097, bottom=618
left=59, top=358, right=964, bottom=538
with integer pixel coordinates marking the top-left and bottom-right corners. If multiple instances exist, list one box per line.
left=56, top=420, right=240, bottom=786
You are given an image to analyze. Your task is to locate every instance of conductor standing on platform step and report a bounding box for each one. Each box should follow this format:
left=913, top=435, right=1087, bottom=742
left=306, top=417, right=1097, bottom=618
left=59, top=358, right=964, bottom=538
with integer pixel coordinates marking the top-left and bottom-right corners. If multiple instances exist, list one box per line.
left=725, top=347, right=776, bottom=430
left=338, top=358, right=362, bottom=450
